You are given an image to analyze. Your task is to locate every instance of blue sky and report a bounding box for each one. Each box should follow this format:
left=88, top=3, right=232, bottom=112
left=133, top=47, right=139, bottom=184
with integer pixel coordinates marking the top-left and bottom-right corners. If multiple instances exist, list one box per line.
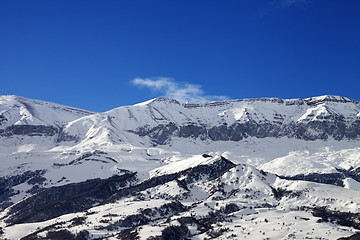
left=1, top=0, right=359, bottom=112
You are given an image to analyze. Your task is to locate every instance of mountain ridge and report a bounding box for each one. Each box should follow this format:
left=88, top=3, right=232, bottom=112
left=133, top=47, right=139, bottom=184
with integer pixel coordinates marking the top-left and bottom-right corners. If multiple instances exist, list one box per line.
left=60, top=94, right=360, bottom=146
left=0, top=94, right=360, bottom=239
left=2, top=94, right=359, bottom=113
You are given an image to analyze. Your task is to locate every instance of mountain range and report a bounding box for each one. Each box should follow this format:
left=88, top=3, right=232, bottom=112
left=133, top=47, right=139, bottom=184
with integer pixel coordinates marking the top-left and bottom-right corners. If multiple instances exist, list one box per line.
left=0, top=94, right=359, bottom=240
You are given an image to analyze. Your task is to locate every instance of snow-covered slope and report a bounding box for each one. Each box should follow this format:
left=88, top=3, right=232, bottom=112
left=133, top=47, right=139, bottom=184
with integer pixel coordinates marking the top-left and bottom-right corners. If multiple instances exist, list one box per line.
left=60, top=95, right=360, bottom=149
left=0, top=95, right=93, bottom=128
left=0, top=95, right=359, bottom=240
left=1, top=155, right=359, bottom=240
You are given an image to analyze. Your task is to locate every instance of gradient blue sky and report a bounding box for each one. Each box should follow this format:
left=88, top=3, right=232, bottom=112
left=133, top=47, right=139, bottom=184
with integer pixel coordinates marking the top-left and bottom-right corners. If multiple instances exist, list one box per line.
left=1, top=0, right=359, bottom=112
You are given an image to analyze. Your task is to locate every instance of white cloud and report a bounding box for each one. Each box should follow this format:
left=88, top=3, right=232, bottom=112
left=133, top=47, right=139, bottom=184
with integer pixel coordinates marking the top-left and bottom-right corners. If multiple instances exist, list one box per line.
left=131, top=77, right=229, bottom=102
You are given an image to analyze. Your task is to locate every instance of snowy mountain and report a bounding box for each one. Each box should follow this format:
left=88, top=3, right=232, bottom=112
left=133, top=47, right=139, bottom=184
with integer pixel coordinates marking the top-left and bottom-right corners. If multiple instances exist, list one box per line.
left=0, top=95, right=94, bottom=142
left=0, top=95, right=93, bottom=129
left=0, top=95, right=360, bottom=239
left=62, top=95, right=360, bottom=146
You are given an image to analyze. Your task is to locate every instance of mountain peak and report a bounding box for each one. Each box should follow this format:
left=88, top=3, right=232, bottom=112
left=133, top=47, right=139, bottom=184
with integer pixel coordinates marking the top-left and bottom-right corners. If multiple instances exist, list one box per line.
left=304, top=95, right=358, bottom=105
left=0, top=95, right=94, bottom=128
left=135, top=97, right=181, bottom=106
left=150, top=97, right=181, bottom=105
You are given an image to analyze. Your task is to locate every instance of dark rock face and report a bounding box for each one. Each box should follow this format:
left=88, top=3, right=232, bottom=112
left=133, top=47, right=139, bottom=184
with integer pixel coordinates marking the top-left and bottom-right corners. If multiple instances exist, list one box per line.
left=5, top=156, right=236, bottom=225
left=221, top=203, right=241, bottom=214
left=53, top=150, right=118, bottom=167
left=279, top=172, right=346, bottom=187
left=301, top=206, right=360, bottom=230
left=56, top=127, right=79, bottom=142
left=107, top=201, right=187, bottom=231
left=5, top=173, right=138, bottom=225
left=21, top=229, right=90, bottom=240
left=159, top=225, right=191, bottom=240
left=132, top=119, right=360, bottom=145
left=278, top=167, right=360, bottom=188
left=178, top=124, right=207, bottom=140
left=131, top=123, right=178, bottom=145
left=0, top=170, right=46, bottom=210
left=0, top=125, right=58, bottom=137
left=0, top=114, right=7, bottom=126
left=0, top=124, right=81, bottom=142
left=4, top=119, right=359, bottom=145
left=179, top=156, right=236, bottom=183
left=271, top=187, right=302, bottom=200
left=336, top=167, right=360, bottom=183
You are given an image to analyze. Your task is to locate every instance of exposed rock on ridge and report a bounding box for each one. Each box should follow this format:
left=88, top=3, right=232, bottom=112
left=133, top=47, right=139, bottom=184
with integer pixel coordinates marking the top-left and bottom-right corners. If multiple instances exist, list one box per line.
left=127, top=95, right=360, bottom=144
